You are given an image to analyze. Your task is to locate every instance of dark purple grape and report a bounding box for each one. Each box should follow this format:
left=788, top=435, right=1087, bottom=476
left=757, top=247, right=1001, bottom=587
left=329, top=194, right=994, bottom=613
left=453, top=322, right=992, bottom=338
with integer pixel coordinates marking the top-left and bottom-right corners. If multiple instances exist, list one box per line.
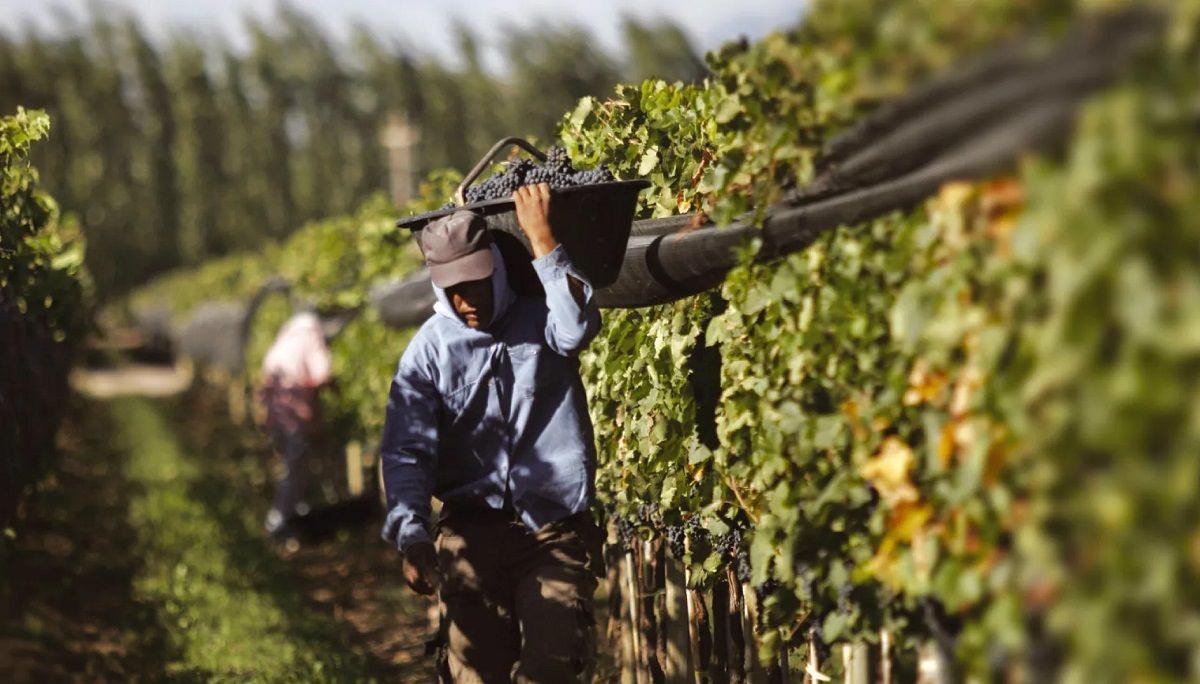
left=664, top=524, right=686, bottom=558
left=615, top=516, right=638, bottom=550
left=442, top=146, right=618, bottom=207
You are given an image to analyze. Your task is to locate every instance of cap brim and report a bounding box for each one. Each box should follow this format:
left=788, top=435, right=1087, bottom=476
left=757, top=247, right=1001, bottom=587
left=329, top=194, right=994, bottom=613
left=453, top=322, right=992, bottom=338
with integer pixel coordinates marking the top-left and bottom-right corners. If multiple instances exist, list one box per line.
left=429, top=248, right=495, bottom=289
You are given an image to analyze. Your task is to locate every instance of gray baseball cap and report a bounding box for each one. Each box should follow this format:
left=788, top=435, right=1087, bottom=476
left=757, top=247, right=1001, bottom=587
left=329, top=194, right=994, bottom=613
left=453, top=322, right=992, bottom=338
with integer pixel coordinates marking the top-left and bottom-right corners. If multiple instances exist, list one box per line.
left=418, top=211, right=494, bottom=288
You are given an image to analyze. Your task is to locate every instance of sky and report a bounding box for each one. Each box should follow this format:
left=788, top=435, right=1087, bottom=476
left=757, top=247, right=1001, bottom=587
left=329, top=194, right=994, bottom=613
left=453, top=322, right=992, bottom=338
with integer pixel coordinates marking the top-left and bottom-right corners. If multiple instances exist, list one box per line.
left=0, top=1, right=807, bottom=68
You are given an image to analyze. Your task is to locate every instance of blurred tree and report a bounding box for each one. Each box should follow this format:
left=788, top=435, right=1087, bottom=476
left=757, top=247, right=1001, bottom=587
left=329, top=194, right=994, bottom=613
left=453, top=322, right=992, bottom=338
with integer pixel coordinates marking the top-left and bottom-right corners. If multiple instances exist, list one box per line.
left=0, top=10, right=714, bottom=299
left=128, top=19, right=182, bottom=274
left=454, top=23, right=508, bottom=163
left=417, top=60, right=472, bottom=172
left=48, top=21, right=144, bottom=295
left=168, top=39, right=229, bottom=261
left=217, top=48, right=270, bottom=252
left=0, top=34, right=26, bottom=120
left=620, top=17, right=708, bottom=83
left=88, top=16, right=141, bottom=285
left=502, top=23, right=622, bottom=141
left=246, top=20, right=298, bottom=240
left=276, top=6, right=348, bottom=221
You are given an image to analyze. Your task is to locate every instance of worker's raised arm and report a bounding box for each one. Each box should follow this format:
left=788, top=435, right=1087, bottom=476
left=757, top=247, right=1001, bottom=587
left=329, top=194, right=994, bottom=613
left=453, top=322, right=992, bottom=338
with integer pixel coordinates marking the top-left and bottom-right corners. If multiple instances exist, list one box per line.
left=514, top=183, right=601, bottom=355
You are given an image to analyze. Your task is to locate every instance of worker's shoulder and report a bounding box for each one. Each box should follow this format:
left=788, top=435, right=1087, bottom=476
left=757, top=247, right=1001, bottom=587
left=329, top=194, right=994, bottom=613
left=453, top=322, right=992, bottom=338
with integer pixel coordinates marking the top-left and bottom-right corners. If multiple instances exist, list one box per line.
left=395, top=315, right=444, bottom=364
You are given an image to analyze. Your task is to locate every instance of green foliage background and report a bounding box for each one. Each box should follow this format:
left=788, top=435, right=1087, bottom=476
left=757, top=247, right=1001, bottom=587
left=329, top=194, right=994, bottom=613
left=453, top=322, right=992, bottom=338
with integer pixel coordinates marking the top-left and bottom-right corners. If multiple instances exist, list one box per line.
left=1, top=108, right=87, bottom=340
left=1, top=107, right=88, bottom=531
left=0, top=10, right=709, bottom=300
left=129, top=0, right=1200, bottom=677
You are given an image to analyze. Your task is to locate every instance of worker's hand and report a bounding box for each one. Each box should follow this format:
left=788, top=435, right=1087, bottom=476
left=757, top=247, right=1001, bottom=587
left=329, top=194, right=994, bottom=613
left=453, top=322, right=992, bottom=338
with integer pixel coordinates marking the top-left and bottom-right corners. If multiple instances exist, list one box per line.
left=513, top=183, right=559, bottom=258
left=401, top=541, right=441, bottom=596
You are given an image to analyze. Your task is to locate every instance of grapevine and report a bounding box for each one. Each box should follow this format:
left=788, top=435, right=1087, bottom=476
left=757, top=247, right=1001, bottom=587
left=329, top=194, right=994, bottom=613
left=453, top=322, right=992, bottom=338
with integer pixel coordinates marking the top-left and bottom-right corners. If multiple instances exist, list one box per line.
left=1, top=108, right=88, bottom=530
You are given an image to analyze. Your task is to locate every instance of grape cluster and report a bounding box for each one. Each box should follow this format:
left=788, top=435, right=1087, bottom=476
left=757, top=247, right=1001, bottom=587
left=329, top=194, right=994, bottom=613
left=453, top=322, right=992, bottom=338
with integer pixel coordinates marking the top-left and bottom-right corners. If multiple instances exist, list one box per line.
left=663, top=515, right=704, bottom=559
left=615, top=516, right=638, bottom=550
left=442, top=146, right=617, bottom=209
left=635, top=502, right=661, bottom=528
left=715, top=529, right=753, bottom=583
left=664, top=524, right=687, bottom=558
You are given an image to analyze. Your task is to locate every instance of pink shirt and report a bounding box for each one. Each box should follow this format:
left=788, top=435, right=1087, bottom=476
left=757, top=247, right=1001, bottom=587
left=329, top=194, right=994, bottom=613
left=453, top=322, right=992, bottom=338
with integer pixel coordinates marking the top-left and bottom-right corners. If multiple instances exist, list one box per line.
left=261, top=313, right=332, bottom=431
left=262, top=313, right=332, bottom=388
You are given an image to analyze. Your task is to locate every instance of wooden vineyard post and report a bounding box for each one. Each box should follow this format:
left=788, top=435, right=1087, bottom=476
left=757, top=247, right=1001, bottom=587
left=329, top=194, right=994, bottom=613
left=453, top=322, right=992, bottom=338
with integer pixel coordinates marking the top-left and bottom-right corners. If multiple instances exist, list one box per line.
left=380, top=114, right=419, bottom=207
left=637, top=539, right=664, bottom=682
left=624, top=550, right=644, bottom=684
left=344, top=441, right=364, bottom=496
left=711, top=576, right=731, bottom=684
left=879, top=629, right=893, bottom=684
left=691, top=583, right=713, bottom=679
left=916, top=641, right=952, bottom=684
left=775, top=645, right=791, bottom=684
left=606, top=537, right=635, bottom=684
left=726, top=567, right=747, bottom=683
left=803, top=629, right=828, bottom=684
left=605, top=544, right=619, bottom=652
left=652, top=540, right=669, bottom=679
left=741, top=581, right=767, bottom=684
left=683, top=535, right=705, bottom=683
left=684, top=568, right=701, bottom=683
left=841, top=643, right=868, bottom=684
left=663, top=554, right=692, bottom=682
left=917, top=642, right=936, bottom=684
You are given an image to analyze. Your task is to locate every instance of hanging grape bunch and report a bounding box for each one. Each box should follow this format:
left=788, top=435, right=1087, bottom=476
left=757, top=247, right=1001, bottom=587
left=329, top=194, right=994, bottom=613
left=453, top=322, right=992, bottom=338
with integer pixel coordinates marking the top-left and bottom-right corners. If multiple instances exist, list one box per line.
left=443, top=146, right=617, bottom=209
left=715, top=528, right=753, bottom=583
left=614, top=516, right=639, bottom=552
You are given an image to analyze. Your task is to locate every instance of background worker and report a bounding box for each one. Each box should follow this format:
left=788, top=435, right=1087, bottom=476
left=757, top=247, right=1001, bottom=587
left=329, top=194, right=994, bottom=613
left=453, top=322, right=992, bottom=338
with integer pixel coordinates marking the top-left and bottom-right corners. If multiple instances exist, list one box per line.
left=259, top=310, right=334, bottom=547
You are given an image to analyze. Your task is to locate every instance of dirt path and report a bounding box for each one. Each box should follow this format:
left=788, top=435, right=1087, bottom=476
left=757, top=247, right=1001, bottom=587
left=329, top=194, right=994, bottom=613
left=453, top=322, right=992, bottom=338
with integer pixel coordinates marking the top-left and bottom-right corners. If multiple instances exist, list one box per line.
left=69, top=361, right=194, bottom=399
left=1, top=387, right=434, bottom=682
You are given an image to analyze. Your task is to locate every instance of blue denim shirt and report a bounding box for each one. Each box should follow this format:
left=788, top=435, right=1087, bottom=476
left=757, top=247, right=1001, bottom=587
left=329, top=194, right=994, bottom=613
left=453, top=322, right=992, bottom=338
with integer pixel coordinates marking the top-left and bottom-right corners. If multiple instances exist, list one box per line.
left=380, top=245, right=601, bottom=552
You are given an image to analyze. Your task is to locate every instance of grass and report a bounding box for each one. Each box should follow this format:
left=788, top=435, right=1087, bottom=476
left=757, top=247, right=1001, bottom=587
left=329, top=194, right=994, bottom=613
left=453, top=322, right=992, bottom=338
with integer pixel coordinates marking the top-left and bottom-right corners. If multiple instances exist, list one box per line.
left=0, top=397, right=177, bottom=681
left=113, top=396, right=374, bottom=682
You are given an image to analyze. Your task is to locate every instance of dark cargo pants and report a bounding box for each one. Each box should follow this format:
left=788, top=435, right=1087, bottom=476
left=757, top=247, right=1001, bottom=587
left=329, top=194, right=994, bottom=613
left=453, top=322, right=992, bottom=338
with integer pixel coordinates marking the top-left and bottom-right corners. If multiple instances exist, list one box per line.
left=269, top=424, right=309, bottom=522
left=434, top=506, right=600, bottom=683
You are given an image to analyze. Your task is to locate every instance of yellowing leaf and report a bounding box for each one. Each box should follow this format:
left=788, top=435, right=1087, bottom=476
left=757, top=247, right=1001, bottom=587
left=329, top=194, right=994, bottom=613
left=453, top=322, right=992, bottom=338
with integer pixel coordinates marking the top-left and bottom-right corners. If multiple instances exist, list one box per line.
left=938, top=422, right=957, bottom=469
left=888, top=501, right=934, bottom=543
left=904, top=361, right=948, bottom=407
left=950, top=366, right=984, bottom=417
left=859, top=437, right=920, bottom=507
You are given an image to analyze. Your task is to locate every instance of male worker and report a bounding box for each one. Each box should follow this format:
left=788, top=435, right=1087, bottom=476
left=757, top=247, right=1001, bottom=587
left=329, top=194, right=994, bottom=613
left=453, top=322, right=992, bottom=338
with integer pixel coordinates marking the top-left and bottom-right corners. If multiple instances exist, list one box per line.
left=380, top=183, right=602, bottom=682
left=259, top=310, right=333, bottom=548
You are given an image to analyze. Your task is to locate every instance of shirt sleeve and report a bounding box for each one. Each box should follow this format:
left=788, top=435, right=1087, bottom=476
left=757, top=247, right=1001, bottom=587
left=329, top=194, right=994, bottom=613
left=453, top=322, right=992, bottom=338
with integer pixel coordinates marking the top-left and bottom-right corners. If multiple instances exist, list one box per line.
left=531, top=244, right=601, bottom=356
left=379, top=347, right=440, bottom=552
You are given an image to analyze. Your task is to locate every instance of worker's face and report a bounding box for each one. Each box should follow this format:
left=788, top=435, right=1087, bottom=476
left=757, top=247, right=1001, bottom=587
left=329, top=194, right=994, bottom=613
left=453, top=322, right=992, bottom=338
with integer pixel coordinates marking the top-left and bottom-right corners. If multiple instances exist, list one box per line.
left=446, top=276, right=494, bottom=329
